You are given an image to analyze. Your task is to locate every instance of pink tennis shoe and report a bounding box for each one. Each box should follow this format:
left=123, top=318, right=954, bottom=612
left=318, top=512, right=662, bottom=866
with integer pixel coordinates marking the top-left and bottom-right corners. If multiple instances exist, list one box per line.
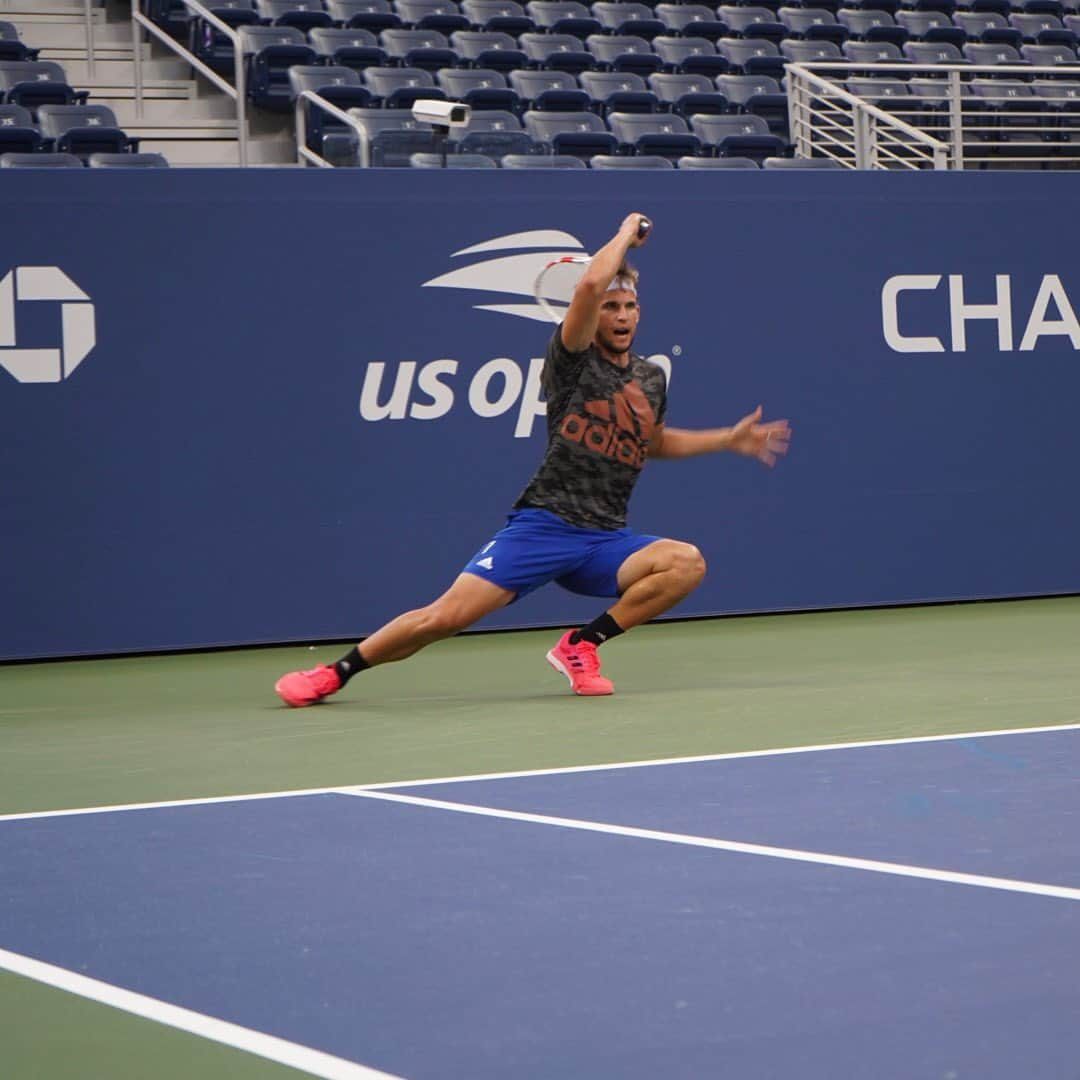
left=546, top=630, right=615, bottom=696
left=275, top=664, right=342, bottom=707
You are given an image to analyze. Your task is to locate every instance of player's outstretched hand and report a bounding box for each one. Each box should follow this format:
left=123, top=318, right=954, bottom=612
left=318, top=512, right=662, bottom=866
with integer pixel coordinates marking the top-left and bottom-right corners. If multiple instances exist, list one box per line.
left=621, top=212, right=651, bottom=247
left=729, top=406, right=791, bottom=467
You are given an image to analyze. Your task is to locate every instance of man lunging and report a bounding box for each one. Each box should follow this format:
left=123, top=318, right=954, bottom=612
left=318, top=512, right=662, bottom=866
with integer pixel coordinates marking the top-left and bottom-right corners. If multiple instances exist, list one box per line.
left=275, top=212, right=790, bottom=705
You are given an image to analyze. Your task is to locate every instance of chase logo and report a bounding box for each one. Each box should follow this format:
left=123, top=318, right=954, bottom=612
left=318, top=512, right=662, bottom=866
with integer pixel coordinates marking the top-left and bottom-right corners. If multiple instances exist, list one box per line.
left=421, top=229, right=585, bottom=323
left=0, top=267, right=95, bottom=383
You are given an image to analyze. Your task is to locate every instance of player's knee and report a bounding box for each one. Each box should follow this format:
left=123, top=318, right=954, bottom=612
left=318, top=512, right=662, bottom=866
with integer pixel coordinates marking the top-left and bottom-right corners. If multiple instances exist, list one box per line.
left=418, top=601, right=472, bottom=640
left=673, top=543, right=706, bottom=588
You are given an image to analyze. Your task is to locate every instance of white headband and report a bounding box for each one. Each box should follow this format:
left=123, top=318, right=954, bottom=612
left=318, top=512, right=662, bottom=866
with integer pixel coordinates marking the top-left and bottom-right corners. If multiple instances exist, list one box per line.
left=606, top=276, right=637, bottom=294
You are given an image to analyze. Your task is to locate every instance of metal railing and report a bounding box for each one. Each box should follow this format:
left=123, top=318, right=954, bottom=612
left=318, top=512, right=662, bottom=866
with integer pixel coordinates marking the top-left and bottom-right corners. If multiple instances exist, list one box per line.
left=787, top=60, right=1080, bottom=170
left=131, top=0, right=247, bottom=165
left=83, top=0, right=95, bottom=80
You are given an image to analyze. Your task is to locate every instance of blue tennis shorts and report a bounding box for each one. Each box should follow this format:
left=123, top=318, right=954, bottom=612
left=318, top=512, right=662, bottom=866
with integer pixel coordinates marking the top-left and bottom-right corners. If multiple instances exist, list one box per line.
left=462, top=508, right=661, bottom=601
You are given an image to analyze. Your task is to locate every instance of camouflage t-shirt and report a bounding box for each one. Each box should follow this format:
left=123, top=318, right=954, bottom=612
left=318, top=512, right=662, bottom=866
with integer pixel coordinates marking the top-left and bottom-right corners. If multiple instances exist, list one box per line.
left=513, top=328, right=668, bottom=531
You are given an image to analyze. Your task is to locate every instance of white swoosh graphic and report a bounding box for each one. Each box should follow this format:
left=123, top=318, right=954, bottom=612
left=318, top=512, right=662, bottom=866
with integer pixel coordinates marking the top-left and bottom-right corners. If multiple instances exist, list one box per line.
left=473, top=303, right=566, bottom=322
left=452, top=231, right=585, bottom=257
left=422, top=251, right=582, bottom=298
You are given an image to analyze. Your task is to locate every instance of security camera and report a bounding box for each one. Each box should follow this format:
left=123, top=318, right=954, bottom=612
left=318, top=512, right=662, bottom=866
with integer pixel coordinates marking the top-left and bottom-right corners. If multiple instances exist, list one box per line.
left=411, top=99, right=471, bottom=128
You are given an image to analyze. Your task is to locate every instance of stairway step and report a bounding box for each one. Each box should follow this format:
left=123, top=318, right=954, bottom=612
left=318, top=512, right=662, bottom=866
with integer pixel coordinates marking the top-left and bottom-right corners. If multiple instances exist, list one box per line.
left=106, top=96, right=238, bottom=125
left=63, top=56, right=193, bottom=83
left=17, top=21, right=133, bottom=49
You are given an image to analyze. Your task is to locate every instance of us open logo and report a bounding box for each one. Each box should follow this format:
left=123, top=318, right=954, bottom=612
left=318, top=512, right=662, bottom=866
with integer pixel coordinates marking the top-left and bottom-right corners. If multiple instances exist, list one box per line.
left=0, top=266, right=96, bottom=383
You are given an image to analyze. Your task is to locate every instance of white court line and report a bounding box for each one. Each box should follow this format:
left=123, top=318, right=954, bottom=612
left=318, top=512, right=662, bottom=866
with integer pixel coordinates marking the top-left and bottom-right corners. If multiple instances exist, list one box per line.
left=345, top=789, right=1080, bottom=904
left=1, top=721, right=1078, bottom=824
left=0, top=948, right=404, bottom=1080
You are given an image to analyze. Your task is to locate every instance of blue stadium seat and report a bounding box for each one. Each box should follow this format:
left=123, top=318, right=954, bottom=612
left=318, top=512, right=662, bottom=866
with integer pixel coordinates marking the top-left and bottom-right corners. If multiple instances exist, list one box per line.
left=523, top=108, right=617, bottom=156
left=395, top=0, right=470, bottom=32
left=363, top=65, right=446, bottom=107
left=308, top=26, right=379, bottom=56
left=0, top=151, right=83, bottom=167
left=778, top=6, right=850, bottom=44
left=460, top=0, right=535, bottom=35
left=653, top=36, right=730, bottom=76
left=289, top=65, right=372, bottom=151
left=501, top=151, right=586, bottom=165
left=590, top=152, right=674, bottom=166
left=1010, top=12, right=1077, bottom=44
left=718, top=5, right=787, bottom=45
left=580, top=70, right=659, bottom=114
left=585, top=34, right=664, bottom=77
left=648, top=71, right=713, bottom=109
left=0, top=20, right=39, bottom=61
left=0, top=62, right=87, bottom=115
left=608, top=110, right=701, bottom=157
left=437, top=67, right=519, bottom=113
left=255, top=0, right=334, bottom=32
left=409, top=149, right=498, bottom=164
left=520, top=32, right=596, bottom=73
left=509, top=70, right=577, bottom=106
left=654, top=5, right=729, bottom=41
left=88, top=152, right=170, bottom=167
left=843, top=39, right=909, bottom=65
left=592, top=3, right=664, bottom=39
left=717, top=73, right=790, bottom=137
left=532, top=87, right=592, bottom=110
left=715, top=39, right=786, bottom=78
left=762, top=153, right=844, bottom=166
left=37, top=105, right=139, bottom=159
left=845, top=75, right=912, bottom=105
left=677, top=154, right=760, bottom=166
left=450, top=29, right=528, bottom=71
left=238, top=26, right=317, bottom=111
left=191, top=3, right=260, bottom=76
left=346, top=105, right=437, bottom=164
left=0, top=103, right=45, bottom=155
left=953, top=12, right=1021, bottom=49
left=836, top=7, right=909, bottom=45
left=328, top=0, right=402, bottom=32
left=902, top=40, right=967, bottom=62
left=690, top=112, right=787, bottom=160
left=779, top=38, right=844, bottom=63
left=895, top=9, right=966, bottom=45
left=450, top=108, right=536, bottom=155
left=1020, top=42, right=1079, bottom=64
left=961, top=41, right=1030, bottom=69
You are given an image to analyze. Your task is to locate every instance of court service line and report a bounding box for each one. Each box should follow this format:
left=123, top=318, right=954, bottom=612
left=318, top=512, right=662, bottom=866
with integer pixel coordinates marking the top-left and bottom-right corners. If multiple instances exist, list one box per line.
left=0, top=948, right=403, bottom=1080
left=1, top=721, right=1077, bottom=824
left=344, top=789, right=1080, bottom=904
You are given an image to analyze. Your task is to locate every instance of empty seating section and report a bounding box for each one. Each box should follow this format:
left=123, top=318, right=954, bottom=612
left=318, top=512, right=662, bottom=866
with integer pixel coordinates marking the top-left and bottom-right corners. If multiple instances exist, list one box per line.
left=0, top=39, right=154, bottom=167
left=6, top=0, right=1073, bottom=168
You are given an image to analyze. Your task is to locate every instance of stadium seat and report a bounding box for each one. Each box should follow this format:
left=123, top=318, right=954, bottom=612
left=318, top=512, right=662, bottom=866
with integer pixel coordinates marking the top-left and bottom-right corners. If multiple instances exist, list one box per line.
left=395, top=0, right=470, bottom=33
left=589, top=153, right=675, bottom=166
left=677, top=154, right=760, bottom=166
left=0, top=20, right=39, bottom=62
left=653, top=36, right=730, bottom=77
left=255, top=0, right=334, bottom=32
left=37, top=105, right=139, bottom=159
left=843, top=39, right=910, bottom=70
left=608, top=110, right=701, bottom=157
left=779, top=38, right=844, bottom=63
left=509, top=70, right=578, bottom=107
left=0, top=103, right=45, bottom=155
left=289, top=66, right=372, bottom=151
left=461, top=0, right=535, bottom=35
left=845, top=75, right=912, bottom=104
left=580, top=70, right=658, bottom=114
left=1010, top=12, right=1077, bottom=44
left=520, top=32, right=596, bottom=74
left=836, top=9, right=909, bottom=46
left=903, top=40, right=967, bottom=63
left=586, top=34, right=663, bottom=79
left=238, top=27, right=317, bottom=111
left=593, top=3, right=664, bottom=36
left=364, top=66, right=446, bottom=107
left=409, top=149, right=498, bottom=165
left=1020, top=42, right=1079, bottom=65
left=0, top=151, right=83, bottom=167
left=328, top=0, right=402, bottom=33
left=762, top=153, right=844, bottom=165
left=528, top=2, right=604, bottom=39
left=523, top=108, right=617, bottom=157
left=451, top=108, right=537, bottom=155
left=716, top=39, right=786, bottom=78
left=895, top=9, right=966, bottom=45
left=717, top=73, right=790, bottom=137
left=309, top=26, right=378, bottom=55
left=690, top=112, right=787, bottom=160
left=88, top=152, right=170, bottom=167
left=450, top=30, right=527, bottom=71
left=778, top=7, right=850, bottom=45
left=654, top=5, right=728, bottom=42
left=718, top=5, right=787, bottom=45
left=347, top=105, right=437, bottom=164
left=436, top=67, right=520, bottom=111
left=0, top=62, right=87, bottom=115
left=961, top=42, right=1031, bottom=69
left=952, top=12, right=1021, bottom=49
left=501, top=151, right=586, bottom=165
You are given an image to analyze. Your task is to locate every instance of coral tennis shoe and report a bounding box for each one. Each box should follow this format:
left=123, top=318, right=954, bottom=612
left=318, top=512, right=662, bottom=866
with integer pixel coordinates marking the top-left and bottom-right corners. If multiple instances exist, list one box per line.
left=275, top=664, right=342, bottom=707
left=546, top=630, right=614, bottom=696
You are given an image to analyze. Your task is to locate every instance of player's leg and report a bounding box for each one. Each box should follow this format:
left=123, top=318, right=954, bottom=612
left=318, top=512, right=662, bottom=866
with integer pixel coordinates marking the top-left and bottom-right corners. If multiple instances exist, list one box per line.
left=547, top=537, right=705, bottom=696
left=274, top=574, right=513, bottom=707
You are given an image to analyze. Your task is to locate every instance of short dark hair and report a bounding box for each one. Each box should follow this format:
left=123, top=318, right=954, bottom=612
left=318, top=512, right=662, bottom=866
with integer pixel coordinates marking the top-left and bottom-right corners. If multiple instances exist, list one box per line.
left=615, top=260, right=639, bottom=289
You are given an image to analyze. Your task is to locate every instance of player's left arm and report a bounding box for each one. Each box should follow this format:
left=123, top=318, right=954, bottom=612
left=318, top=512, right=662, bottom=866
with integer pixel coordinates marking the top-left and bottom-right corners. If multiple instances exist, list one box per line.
left=648, top=407, right=791, bottom=467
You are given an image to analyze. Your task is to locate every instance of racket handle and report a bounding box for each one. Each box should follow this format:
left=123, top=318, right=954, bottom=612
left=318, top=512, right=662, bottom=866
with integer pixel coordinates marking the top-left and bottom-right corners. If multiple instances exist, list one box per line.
left=636, top=216, right=652, bottom=240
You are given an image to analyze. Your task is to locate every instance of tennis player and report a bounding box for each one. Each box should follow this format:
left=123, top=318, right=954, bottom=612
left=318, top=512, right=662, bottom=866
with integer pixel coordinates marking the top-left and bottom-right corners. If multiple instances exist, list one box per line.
left=275, top=212, right=790, bottom=705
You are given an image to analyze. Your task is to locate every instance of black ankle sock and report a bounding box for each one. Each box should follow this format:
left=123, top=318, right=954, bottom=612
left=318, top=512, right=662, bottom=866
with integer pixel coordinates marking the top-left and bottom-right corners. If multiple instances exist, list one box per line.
left=333, top=646, right=370, bottom=686
left=570, top=612, right=624, bottom=648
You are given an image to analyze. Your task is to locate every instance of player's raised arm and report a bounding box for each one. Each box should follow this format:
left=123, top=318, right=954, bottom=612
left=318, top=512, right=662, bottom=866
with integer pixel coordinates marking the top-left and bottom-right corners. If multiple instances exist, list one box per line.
left=560, top=213, right=651, bottom=354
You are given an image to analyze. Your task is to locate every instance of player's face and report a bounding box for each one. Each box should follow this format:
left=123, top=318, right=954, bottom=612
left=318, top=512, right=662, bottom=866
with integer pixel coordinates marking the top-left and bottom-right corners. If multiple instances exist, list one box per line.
left=595, top=290, right=640, bottom=357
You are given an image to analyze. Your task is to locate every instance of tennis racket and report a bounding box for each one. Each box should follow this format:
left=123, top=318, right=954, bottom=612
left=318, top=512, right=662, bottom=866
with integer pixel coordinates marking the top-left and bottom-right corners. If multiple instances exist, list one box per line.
left=532, top=217, right=651, bottom=324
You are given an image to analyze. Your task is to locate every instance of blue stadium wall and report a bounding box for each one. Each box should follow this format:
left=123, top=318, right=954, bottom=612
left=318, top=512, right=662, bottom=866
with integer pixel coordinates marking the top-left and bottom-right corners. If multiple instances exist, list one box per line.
left=2, top=169, right=1078, bottom=660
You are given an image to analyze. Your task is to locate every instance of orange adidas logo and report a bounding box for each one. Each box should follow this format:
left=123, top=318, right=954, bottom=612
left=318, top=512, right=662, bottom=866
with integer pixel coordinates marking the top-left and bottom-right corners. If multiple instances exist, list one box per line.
left=559, top=382, right=656, bottom=470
